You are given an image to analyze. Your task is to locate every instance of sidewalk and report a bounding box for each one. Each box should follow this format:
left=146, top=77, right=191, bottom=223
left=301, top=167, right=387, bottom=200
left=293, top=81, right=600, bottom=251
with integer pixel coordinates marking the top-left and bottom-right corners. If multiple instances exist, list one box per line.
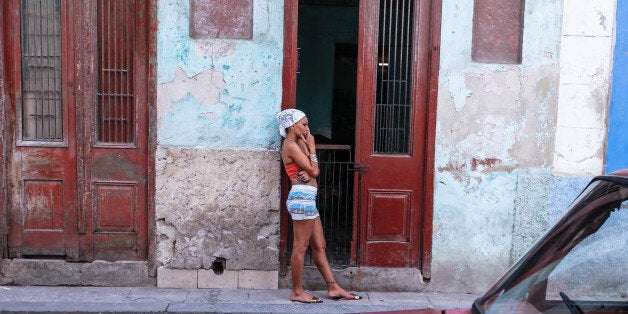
left=0, top=286, right=479, bottom=313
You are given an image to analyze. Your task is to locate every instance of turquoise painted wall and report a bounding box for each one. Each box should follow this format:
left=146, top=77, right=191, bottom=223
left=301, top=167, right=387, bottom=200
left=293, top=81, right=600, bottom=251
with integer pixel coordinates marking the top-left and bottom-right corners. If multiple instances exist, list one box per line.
left=296, top=5, right=359, bottom=138
left=157, top=0, right=284, bottom=148
left=432, top=0, right=563, bottom=292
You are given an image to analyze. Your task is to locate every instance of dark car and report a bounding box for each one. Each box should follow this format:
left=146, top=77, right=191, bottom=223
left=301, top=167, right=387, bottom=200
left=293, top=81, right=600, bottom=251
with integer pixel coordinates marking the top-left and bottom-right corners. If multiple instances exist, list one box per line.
left=472, top=169, right=628, bottom=313
left=374, top=171, right=627, bottom=314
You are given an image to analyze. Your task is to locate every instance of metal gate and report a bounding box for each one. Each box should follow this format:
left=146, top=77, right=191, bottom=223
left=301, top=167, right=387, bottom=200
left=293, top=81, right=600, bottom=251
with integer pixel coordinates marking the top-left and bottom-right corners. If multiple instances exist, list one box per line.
left=287, top=144, right=360, bottom=267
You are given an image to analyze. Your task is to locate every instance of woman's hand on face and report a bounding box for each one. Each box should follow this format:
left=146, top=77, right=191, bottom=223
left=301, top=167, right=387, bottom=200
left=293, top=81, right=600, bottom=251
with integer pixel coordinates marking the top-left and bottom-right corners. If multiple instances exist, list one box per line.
left=297, top=136, right=310, bottom=154
left=300, top=133, right=316, bottom=152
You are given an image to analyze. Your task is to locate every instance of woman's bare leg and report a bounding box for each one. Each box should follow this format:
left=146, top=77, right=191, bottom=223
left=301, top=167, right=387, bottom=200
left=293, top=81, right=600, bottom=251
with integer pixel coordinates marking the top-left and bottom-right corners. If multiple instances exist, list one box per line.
left=290, top=219, right=318, bottom=302
left=309, top=218, right=359, bottom=299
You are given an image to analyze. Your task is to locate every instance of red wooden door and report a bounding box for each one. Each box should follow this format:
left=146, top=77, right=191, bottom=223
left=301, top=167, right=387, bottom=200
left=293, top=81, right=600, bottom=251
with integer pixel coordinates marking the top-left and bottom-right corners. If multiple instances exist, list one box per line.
left=3, top=0, right=150, bottom=261
left=79, top=0, right=150, bottom=261
left=4, top=0, right=80, bottom=259
left=355, top=0, right=434, bottom=267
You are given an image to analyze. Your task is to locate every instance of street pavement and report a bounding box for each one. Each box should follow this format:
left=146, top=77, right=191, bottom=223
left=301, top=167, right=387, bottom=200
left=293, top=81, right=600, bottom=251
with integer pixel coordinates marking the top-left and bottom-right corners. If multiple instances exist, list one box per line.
left=0, top=286, right=479, bottom=313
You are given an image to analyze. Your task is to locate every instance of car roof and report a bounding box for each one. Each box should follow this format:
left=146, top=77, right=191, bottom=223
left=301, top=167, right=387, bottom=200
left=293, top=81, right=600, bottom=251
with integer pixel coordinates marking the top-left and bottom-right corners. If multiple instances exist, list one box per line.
left=474, top=172, right=628, bottom=311
left=609, top=168, right=628, bottom=177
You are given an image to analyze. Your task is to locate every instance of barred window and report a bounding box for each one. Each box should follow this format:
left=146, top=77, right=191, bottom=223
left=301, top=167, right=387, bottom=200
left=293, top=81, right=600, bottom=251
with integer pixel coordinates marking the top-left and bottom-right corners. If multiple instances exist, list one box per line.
left=20, top=0, right=63, bottom=141
left=374, top=0, right=414, bottom=154
left=97, top=0, right=135, bottom=144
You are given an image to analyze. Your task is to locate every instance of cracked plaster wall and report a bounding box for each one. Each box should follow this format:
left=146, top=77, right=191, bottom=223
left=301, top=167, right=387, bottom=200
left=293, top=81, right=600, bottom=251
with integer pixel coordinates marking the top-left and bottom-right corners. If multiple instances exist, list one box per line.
left=431, top=0, right=563, bottom=293
left=155, top=0, right=284, bottom=272
left=155, top=147, right=281, bottom=270
left=157, top=0, right=284, bottom=148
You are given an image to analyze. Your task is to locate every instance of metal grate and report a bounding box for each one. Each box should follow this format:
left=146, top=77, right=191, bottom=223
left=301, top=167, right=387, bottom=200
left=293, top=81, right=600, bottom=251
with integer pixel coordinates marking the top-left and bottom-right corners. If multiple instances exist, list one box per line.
left=20, top=0, right=63, bottom=142
left=288, top=145, right=357, bottom=267
left=374, top=0, right=414, bottom=154
left=97, top=0, right=135, bottom=144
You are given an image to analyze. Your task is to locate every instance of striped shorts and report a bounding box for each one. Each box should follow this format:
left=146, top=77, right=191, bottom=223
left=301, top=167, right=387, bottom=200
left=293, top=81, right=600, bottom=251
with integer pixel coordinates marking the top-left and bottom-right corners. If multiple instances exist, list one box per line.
left=286, top=185, right=320, bottom=221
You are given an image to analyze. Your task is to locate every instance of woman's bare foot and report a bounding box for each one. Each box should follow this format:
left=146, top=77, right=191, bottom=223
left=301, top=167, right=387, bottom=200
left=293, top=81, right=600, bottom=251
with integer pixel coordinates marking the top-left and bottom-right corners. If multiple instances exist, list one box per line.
left=290, top=290, right=323, bottom=303
left=326, top=282, right=362, bottom=300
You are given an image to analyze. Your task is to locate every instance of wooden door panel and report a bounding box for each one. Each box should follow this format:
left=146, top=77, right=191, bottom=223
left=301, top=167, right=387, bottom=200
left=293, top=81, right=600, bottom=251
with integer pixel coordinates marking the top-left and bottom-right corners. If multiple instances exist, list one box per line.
left=23, top=180, right=64, bottom=230
left=10, top=133, right=79, bottom=258
left=89, top=170, right=146, bottom=260
left=356, top=0, right=432, bottom=267
left=93, top=183, right=137, bottom=232
left=21, top=178, right=67, bottom=255
left=367, top=190, right=411, bottom=242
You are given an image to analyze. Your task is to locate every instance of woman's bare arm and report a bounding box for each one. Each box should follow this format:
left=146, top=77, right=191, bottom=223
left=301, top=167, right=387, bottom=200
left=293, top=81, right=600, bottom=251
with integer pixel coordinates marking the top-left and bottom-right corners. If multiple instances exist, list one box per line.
left=287, top=138, right=319, bottom=178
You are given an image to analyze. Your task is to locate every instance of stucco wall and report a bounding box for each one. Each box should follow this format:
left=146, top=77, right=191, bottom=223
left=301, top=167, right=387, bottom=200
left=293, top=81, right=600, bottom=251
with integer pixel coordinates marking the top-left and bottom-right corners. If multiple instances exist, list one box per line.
left=554, top=0, right=616, bottom=176
left=432, top=0, right=617, bottom=294
left=431, top=0, right=563, bottom=293
left=152, top=0, right=618, bottom=293
left=155, top=0, right=284, bottom=274
left=157, top=0, right=284, bottom=148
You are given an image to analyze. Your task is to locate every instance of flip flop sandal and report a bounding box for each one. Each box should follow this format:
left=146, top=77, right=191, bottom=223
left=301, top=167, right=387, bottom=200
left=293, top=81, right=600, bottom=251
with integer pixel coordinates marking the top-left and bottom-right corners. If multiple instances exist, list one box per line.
left=291, top=296, right=323, bottom=304
left=331, top=293, right=362, bottom=301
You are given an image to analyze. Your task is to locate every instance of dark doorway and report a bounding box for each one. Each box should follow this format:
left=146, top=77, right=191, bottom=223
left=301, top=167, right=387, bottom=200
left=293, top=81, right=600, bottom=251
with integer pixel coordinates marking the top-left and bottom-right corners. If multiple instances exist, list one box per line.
left=288, top=0, right=359, bottom=268
left=332, top=43, right=358, bottom=149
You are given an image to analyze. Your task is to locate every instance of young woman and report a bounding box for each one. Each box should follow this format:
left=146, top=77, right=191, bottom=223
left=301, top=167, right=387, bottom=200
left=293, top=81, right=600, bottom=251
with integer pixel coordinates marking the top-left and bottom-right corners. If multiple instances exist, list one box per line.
left=277, top=109, right=362, bottom=303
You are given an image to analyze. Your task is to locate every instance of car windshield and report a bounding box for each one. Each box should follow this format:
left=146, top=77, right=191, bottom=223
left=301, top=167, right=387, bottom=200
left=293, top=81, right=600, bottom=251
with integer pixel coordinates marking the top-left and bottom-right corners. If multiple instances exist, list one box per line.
left=475, top=177, right=628, bottom=314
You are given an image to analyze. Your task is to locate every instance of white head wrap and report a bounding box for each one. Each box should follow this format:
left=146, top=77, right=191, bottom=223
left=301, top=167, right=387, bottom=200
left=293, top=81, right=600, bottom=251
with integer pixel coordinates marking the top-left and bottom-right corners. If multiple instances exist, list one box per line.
left=276, top=109, right=306, bottom=138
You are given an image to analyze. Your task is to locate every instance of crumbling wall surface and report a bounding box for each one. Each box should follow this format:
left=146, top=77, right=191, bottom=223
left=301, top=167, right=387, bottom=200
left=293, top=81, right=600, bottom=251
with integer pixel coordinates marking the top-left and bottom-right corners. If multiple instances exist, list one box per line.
left=430, top=0, right=563, bottom=293
left=154, top=0, right=284, bottom=274
left=155, top=147, right=281, bottom=271
left=156, top=0, right=284, bottom=149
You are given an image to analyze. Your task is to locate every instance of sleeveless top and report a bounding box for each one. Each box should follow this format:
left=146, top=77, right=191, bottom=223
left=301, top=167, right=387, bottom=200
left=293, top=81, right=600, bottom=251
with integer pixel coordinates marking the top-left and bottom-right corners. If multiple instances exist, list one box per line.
left=284, top=163, right=302, bottom=178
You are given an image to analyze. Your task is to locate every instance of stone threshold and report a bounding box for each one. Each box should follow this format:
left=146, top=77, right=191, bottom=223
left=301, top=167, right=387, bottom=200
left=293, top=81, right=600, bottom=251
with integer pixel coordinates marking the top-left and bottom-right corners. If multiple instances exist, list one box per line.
left=279, top=266, right=428, bottom=292
left=151, top=267, right=426, bottom=292
left=1, top=259, right=155, bottom=286
left=2, top=259, right=427, bottom=292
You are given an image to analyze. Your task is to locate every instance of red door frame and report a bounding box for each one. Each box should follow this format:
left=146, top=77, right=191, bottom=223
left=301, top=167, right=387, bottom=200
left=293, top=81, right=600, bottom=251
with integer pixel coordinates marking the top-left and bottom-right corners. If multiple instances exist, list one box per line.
left=279, top=0, right=298, bottom=275
left=0, top=0, right=157, bottom=265
left=146, top=0, right=158, bottom=275
left=280, top=0, right=440, bottom=278
left=0, top=2, right=8, bottom=258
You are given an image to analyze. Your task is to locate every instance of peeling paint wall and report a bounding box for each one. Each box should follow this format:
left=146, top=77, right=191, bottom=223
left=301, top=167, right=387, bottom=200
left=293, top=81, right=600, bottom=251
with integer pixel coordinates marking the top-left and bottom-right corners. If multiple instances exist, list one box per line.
left=152, top=0, right=619, bottom=292
left=157, top=0, right=283, bottom=148
left=432, top=0, right=563, bottom=292
left=432, top=0, right=617, bottom=293
left=155, top=0, right=284, bottom=275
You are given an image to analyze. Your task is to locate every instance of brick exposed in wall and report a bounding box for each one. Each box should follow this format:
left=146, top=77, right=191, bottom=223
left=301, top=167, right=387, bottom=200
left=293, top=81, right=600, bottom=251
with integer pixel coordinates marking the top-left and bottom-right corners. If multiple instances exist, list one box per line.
left=472, top=0, right=525, bottom=64
left=190, top=0, right=253, bottom=39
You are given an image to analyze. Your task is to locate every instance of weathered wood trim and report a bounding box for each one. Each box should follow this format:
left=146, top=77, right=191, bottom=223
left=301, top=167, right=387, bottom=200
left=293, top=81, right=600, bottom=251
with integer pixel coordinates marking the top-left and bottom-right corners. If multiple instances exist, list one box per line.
left=0, top=0, right=8, bottom=258
left=279, top=0, right=298, bottom=276
left=146, top=0, right=159, bottom=277
left=421, top=0, right=442, bottom=280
